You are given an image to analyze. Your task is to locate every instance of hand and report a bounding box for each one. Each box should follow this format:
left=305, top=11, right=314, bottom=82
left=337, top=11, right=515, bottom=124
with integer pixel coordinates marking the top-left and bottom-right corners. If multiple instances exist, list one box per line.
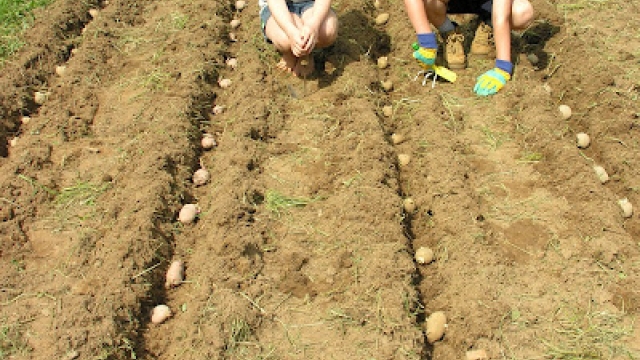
left=473, top=68, right=511, bottom=96
left=299, top=25, right=318, bottom=55
left=287, top=27, right=307, bottom=57
left=413, top=46, right=436, bottom=70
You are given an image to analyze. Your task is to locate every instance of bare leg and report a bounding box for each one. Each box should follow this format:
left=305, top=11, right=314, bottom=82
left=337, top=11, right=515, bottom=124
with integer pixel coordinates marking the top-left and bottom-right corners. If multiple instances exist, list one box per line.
left=276, top=53, right=297, bottom=74
left=511, top=0, right=534, bottom=30
left=301, top=9, right=338, bottom=48
left=264, top=17, right=297, bottom=73
left=292, top=9, right=337, bottom=77
left=424, top=0, right=450, bottom=29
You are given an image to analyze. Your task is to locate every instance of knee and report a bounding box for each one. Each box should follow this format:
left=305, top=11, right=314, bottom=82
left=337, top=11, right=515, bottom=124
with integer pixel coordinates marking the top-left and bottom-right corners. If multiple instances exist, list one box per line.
left=425, top=0, right=448, bottom=7
left=317, top=12, right=338, bottom=47
left=512, top=0, right=534, bottom=30
left=271, top=35, right=293, bottom=52
left=265, top=23, right=293, bottom=50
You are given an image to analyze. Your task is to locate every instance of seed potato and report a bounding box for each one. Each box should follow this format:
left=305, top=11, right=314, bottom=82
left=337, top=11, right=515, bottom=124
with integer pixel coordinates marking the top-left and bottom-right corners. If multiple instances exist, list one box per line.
left=466, top=349, right=489, bottom=360
left=165, top=260, right=185, bottom=288
left=226, top=57, right=238, bottom=69
left=398, top=154, right=411, bottom=167
left=593, top=165, right=609, bottom=184
left=55, top=65, right=67, bottom=76
left=193, top=168, right=210, bottom=186
left=415, top=246, right=434, bottom=264
left=219, top=78, right=232, bottom=88
left=558, top=104, right=572, bottom=120
left=375, top=13, right=390, bottom=25
left=377, top=56, right=389, bottom=69
left=618, top=198, right=633, bottom=218
left=381, top=79, right=393, bottom=91
left=391, top=133, right=405, bottom=145
left=425, top=311, right=447, bottom=343
left=382, top=105, right=393, bottom=117
left=151, top=304, right=172, bottom=324
left=201, top=134, right=217, bottom=149
left=178, top=204, right=200, bottom=224
left=576, top=132, right=590, bottom=148
left=34, top=91, right=49, bottom=105
left=403, top=198, right=416, bottom=213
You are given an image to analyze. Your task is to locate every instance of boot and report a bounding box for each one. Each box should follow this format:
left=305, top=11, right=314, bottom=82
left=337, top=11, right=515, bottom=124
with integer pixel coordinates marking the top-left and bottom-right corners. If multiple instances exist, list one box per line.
left=445, top=33, right=466, bottom=70
left=449, top=13, right=477, bottom=26
left=471, top=23, right=494, bottom=57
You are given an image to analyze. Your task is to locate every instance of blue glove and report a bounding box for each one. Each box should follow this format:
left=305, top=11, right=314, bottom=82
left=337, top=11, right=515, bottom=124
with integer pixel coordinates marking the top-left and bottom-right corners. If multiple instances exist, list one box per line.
left=474, top=60, right=512, bottom=96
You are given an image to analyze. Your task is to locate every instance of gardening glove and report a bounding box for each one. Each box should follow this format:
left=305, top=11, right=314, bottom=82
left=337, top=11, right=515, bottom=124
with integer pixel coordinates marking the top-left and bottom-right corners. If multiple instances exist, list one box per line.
left=474, top=60, right=513, bottom=96
left=412, top=43, right=436, bottom=70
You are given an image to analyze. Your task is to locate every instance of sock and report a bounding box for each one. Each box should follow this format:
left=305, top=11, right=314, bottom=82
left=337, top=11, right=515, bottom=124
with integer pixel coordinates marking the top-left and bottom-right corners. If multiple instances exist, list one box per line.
left=438, top=18, right=456, bottom=33
left=496, top=59, right=513, bottom=75
left=480, top=0, right=493, bottom=25
left=481, top=0, right=492, bottom=13
left=417, top=33, right=437, bottom=49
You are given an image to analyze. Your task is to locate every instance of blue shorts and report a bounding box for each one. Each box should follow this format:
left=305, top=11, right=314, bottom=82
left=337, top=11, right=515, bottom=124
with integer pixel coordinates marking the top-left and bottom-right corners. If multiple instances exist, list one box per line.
left=260, top=1, right=315, bottom=41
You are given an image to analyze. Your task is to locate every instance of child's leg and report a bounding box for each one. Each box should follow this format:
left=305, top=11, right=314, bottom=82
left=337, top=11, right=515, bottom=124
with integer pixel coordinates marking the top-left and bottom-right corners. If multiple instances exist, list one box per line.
left=300, top=9, right=338, bottom=48
left=264, top=15, right=299, bottom=73
left=510, top=0, right=534, bottom=30
left=292, top=7, right=338, bottom=77
left=423, top=0, right=450, bottom=29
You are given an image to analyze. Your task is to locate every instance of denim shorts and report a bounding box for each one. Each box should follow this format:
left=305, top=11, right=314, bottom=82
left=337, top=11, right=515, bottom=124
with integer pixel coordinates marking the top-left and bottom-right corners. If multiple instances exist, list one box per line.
left=260, top=1, right=315, bottom=41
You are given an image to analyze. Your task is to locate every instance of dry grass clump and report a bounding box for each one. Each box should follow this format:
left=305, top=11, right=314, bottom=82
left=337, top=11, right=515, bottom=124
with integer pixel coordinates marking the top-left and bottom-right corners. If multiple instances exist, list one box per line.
left=542, top=306, right=637, bottom=360
left=264, top=190, right=317, bottom=217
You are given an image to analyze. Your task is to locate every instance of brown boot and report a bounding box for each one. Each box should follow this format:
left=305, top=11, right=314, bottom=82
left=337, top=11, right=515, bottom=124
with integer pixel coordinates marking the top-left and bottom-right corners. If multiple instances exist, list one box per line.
left=470, top=23, right=494, bottom=58
left=445, top=33, right=466, bottom=70
left=449, top=13, right=478, bottom=26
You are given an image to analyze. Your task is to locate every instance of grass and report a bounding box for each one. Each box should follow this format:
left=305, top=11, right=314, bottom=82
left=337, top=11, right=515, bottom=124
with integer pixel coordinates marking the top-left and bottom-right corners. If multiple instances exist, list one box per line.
left=543, top=305, right=637, bottom=360
left=52, top=180, right=110, bottom=229
left=0, top=319, right=31, bottom=359
left=480, top=125, right=509, bottom=150
left=519, top=151, right=544, bottom=163
left=0, top=0, right=53, bottom=62
left=54, top=181, right=110, bottom=209
left=17, top=174, right=56, bottom=196
left=225, top=318, right=252, bottom=354
left=264, top=190, right=317, bottom=217
left=170, top=12, right=188, bottom=30
left=138, top=68, right=171, bottom=92
left=439, top=93, right=464, bottom=132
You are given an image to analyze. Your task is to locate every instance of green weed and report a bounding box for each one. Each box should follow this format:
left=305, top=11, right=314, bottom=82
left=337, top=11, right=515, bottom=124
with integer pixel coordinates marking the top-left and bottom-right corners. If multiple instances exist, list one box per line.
left=139, top=69, right=171, bottom=92
left=170, top=12, right=188, bottom=30
left=264, top=190, right=317, bottom=217
left=519, top=151, right=544, bottom=163
left=225, top=318, right=252, bottom=354
left=0, top=0, right=52, bottom=61
left=480, top=126, right=509, bottom=150
left=55, top=181, right=110, bottom=209
left=17, top=174, right=56, bottom=196
left=52, top=181, right=110, bottom=229
left=0, top=319, right=31, bottom=359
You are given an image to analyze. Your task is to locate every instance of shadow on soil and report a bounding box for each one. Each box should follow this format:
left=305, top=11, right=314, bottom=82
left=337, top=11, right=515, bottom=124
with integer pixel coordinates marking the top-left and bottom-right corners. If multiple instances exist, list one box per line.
left=519, top=20, right=561, bottom=70
left=314, top=9, right=391, bottom=88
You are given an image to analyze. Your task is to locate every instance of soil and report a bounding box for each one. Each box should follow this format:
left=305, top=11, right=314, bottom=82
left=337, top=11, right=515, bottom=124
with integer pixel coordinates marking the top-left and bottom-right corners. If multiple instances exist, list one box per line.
left=0, top=0, right=639, bottom=359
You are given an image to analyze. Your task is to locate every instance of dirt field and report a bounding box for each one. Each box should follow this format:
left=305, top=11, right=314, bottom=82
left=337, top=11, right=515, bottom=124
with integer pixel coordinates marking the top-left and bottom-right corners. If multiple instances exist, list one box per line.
left=1, top=0, right=639, bottom=359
